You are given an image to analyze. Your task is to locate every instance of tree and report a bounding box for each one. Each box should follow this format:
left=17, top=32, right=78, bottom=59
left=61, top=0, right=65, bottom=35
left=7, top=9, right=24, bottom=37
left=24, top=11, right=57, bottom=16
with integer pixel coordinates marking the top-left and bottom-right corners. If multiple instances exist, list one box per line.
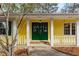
left=32, top=3, right=58, bottom=13
left=0, top=3, right=34, bottom=56
left=60, top=3, right=79, bottom=13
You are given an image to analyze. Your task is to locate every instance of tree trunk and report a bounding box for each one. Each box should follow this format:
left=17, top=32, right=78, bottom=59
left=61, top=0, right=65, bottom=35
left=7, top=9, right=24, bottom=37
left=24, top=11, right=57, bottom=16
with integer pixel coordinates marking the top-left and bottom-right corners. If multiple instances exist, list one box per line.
left=6, top=12, right=10, bottom=55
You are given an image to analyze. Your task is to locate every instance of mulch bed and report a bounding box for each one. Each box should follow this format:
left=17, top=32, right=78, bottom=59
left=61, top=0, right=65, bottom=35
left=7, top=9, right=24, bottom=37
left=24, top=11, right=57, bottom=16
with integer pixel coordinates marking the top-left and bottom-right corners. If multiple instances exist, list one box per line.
left=53, top=47, right=79, bottom=56
left=13, top=48, right=29, bottom=56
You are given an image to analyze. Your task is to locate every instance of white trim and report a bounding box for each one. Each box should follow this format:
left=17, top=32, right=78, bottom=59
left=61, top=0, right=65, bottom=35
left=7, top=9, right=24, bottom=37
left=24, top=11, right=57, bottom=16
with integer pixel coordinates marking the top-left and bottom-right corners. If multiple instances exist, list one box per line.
left=70, top=23, right=72, bottom=35
left=64, top=23, right=76, bottom=35
left=12, top=20, right=17, bottom=46
left=26, top=18, right=30, bottom=47
left=77, top=21, right=79, bottom=47
left=50, top=18, right=54, bottom=47
left=13, top=20, right=17, bottom=38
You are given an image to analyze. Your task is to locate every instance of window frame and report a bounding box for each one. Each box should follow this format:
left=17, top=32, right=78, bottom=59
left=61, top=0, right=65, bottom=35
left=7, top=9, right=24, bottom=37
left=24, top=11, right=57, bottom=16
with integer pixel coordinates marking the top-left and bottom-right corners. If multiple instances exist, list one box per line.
left=0, top=21, right=12, bottom=36
left=64, top=22, right=76, bottom=35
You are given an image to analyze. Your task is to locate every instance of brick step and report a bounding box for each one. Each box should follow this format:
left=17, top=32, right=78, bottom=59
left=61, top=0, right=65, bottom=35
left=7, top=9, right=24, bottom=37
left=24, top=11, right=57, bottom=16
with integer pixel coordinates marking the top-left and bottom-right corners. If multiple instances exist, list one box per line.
left=30, top=41, right=50, bottom=47
left=31, top=41, right=50, bottom=44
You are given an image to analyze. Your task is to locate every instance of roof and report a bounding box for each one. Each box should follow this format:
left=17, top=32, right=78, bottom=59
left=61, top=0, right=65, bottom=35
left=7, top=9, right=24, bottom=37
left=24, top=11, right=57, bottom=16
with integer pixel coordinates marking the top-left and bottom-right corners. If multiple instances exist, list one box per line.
left=0, top=13, right=79, bottom=21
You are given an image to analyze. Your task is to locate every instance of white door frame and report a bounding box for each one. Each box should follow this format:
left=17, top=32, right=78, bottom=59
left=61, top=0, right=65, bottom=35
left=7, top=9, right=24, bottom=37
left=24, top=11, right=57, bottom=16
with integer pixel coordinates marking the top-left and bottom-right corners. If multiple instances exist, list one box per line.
left=26, top=17, right=30, bottom=47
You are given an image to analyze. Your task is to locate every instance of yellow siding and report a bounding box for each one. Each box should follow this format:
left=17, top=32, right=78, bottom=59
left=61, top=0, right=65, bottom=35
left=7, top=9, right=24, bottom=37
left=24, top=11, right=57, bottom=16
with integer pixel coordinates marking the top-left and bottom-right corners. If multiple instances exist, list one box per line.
left=54, top=20, right=64, bottom=36
left=54, top=19, right=77, bottom=36
left=17, top=17, right=27, bottom=45
left=54, top=19, right=77, bottom=47
left=64, top=19, right=77, bottom=23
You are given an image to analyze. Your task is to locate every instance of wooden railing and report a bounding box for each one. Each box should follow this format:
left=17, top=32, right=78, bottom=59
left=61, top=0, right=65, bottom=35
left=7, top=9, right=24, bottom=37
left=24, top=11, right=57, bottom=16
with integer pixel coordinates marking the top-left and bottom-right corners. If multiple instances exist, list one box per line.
left=54, top=35, right=76, bottom=47
left=18, top=35, right=26, bottom=45
left=13, top=35, right=27, bottom=50
left=15, top=17, right=27, bottom=49
left=0, top=35, right=12, bottom=45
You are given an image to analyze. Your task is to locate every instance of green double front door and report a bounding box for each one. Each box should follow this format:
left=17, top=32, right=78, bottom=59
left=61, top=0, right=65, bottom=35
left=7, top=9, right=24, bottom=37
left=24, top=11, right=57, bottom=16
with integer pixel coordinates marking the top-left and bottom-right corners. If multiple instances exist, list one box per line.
left=32, top=22, right=48, bottom=40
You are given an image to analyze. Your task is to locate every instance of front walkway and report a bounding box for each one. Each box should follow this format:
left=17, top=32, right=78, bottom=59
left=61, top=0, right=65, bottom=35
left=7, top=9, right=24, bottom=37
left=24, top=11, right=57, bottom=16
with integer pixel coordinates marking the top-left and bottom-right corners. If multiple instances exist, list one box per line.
left=29, top=47, right=70, bottom=56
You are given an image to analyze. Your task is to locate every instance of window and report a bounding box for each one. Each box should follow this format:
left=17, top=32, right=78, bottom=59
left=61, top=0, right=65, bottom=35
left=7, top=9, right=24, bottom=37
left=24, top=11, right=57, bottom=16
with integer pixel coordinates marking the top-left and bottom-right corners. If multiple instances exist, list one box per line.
left=8, top=21, right=12, bottom=35
left=64, top=23, right=76, bottom=35
left=0, top=22, right=6, bottom=34
left=64, top=23, right=70, bottom=35
left=72, top=23, right=76, bottom=35
left=0, top=21, right=12, bottom=35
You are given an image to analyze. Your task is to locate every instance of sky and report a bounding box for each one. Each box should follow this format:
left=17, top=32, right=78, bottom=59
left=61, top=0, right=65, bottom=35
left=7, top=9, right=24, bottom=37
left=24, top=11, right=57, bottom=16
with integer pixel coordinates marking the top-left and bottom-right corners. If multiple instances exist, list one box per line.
left=57, top=3, right=65, bottom=12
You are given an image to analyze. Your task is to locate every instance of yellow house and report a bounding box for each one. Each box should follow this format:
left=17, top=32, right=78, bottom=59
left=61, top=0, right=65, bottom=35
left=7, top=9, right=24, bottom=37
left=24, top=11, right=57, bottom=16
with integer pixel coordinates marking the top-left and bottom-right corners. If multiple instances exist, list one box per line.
left=0, top=13, right=79, bottom=48
left=16, top=13, right=79, bottom=47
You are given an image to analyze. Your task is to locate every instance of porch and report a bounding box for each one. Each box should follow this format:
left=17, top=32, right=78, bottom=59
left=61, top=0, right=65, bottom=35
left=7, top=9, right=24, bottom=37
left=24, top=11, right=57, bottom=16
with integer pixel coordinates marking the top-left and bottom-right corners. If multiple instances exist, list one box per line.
left=0, top=13, right=79, bottom=50
left=13, top=13, right=78, bottom=48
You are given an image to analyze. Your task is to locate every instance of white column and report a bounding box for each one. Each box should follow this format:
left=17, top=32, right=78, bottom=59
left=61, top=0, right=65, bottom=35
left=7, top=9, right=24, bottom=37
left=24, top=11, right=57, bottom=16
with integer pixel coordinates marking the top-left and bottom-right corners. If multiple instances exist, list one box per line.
left=77, top=21, right=79, bottom=47
left=12, top=20, right=17, bottom=46
left=10, top=20, right=17, bottom=56
left=13, top=20, right=17, bottom=38
left=27, top=19, right=30, bottom=47
left=50, top=19, right=54, bottom=47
